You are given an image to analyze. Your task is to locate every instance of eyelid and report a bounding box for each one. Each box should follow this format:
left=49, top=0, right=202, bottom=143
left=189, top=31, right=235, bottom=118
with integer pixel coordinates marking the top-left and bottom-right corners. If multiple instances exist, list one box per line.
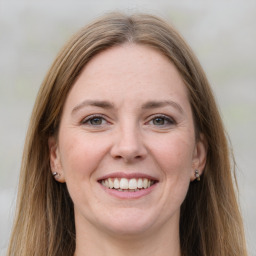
left=81, top=114, right=109, bottom=126
left=146, top=114, right=176, bottom=126
left=80, top=113, right=175, bottom=127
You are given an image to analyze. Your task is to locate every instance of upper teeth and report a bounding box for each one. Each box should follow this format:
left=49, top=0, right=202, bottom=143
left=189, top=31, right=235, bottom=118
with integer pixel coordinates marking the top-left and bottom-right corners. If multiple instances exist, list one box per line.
left=101, top=178, right=153, bottom=190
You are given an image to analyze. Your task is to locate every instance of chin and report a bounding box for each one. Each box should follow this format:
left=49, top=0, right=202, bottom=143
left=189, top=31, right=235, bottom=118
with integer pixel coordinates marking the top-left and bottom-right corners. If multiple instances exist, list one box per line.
left=95, top=208, right=159, bottom=237
left=103, top=222, right=153, bottom=238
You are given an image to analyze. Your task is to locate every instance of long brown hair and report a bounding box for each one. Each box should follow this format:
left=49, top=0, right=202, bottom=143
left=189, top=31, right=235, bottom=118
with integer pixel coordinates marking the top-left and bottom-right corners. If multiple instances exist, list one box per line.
left=7, top=12, right=247, bottom=256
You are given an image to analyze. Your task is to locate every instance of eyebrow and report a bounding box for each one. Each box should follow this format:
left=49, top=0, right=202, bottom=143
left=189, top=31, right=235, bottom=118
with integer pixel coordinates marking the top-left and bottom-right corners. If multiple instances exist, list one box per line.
left=72, top=99, right=184, bottom=115
left=72, top=100, right=114, bottom=115
left=141, top=100, right=184, bottom=114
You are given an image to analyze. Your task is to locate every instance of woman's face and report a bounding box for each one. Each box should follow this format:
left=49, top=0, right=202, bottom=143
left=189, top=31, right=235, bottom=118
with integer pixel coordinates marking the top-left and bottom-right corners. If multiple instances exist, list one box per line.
left=49, top=44, right=207, bottom=237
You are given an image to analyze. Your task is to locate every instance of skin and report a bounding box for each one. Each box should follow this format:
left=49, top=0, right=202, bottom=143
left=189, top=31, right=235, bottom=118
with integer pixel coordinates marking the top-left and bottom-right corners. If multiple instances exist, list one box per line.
left=49, top=44, right=207, bottom=256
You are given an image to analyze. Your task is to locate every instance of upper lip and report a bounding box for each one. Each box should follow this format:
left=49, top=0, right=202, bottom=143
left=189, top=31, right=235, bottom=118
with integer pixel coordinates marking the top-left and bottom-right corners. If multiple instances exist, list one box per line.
left=97, top=172, right=159, bottom=181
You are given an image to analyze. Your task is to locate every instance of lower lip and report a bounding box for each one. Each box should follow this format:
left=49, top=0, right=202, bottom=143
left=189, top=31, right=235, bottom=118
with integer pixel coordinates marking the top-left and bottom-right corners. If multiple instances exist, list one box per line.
left=100, top=183, right=157, bottom=199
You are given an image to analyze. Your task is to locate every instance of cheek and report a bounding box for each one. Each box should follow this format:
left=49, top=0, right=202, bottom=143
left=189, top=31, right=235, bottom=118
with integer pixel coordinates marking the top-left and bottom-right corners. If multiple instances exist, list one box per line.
left=152, top=133, right=195, bottom=175
left=58, top=131, right=109, bottom=180
left=57, top=131, right=110, bottom=211
left=151, top=133, right=194, bottom=199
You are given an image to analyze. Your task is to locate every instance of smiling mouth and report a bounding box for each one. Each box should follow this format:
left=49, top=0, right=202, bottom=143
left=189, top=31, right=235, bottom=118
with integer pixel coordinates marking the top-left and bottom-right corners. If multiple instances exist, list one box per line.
left=99, top=178, right=157, bottom=192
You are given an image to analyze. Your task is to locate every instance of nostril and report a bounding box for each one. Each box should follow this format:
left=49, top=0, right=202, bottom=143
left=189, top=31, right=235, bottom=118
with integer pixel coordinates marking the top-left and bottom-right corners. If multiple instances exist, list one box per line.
left=112, top=152, right=145, bottom=162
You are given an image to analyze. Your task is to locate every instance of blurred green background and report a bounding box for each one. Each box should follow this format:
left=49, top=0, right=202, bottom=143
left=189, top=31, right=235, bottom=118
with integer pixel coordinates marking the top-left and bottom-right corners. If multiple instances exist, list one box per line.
left=1, top=1, right=255, bottom=255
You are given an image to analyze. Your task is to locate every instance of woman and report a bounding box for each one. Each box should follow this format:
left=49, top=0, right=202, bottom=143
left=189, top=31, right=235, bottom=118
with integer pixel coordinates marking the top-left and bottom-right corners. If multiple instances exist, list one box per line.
left=7, top=13, right=247, bottom=256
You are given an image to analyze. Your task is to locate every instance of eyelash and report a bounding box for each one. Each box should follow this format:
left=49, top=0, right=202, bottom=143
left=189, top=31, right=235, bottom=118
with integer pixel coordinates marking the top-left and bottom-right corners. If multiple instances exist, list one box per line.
left=81, top=114, right=108, bottom=126
left=81, top=114, right=176, bottom=126
left=147, top=114, right=176, bottom=127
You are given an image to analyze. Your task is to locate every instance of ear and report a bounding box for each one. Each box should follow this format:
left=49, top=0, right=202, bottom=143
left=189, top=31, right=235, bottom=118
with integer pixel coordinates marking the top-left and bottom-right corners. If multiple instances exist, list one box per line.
left=190, top=133, right=208, bottom=181
left=48, top=136, right=66, bottom=183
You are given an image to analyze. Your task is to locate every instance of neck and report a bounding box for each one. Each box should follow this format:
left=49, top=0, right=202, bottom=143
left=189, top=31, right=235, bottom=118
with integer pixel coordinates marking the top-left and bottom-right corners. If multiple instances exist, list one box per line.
left=74, top=215, right=181, bottom=256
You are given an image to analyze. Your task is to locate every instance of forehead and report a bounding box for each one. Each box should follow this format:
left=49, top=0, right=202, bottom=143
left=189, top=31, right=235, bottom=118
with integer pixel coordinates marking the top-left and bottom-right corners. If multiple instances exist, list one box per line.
left=64, top=44, right=190, bottom=111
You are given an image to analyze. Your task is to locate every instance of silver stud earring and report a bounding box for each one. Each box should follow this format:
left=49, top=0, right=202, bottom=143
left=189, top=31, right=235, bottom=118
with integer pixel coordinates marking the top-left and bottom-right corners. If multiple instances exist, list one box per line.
left=195, top=170, right=200, bottom=181
left=52, top=172, right=60, bottom=178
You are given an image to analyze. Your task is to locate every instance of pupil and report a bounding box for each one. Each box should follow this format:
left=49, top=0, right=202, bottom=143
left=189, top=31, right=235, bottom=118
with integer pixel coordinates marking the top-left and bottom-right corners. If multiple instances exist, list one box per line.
left=91, top=118, right=102, bottom=125
left=153, top=118, right=164, bottom=125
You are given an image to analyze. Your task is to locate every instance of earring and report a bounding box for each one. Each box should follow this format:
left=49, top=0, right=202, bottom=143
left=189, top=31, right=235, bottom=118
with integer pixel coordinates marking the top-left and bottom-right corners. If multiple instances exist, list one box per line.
left=52, top=172, right=60, bottom=178
left=195, top=170, right=200, bottom=181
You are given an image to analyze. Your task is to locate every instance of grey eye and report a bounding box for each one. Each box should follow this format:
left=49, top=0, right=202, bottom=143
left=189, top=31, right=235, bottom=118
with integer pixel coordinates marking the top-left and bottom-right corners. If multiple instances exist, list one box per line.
left=152, top=117, right=165, bottom=125
left=89, top=117, right=103, bottom=125
left=82, top=115, right=107, bottom=126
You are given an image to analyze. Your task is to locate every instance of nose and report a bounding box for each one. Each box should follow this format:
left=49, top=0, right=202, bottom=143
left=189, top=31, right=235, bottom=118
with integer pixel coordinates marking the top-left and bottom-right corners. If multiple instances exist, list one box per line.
left=110, top=125, right=147, bottom=163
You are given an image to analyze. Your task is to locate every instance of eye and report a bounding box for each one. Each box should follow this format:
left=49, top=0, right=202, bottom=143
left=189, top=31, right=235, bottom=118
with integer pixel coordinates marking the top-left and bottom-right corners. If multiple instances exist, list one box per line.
left=81, top=115, right=107, bottom=126
left=148, top=115, right=175, bottom=127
